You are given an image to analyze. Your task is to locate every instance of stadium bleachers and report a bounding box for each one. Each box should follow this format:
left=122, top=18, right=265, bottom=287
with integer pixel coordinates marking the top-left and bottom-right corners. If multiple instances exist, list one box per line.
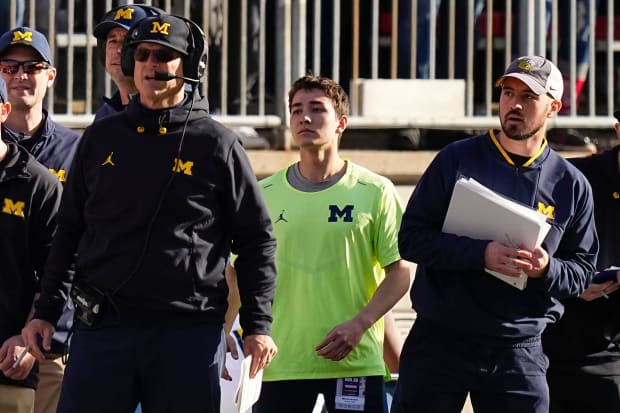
left=3, top=0, right=620, bottom=149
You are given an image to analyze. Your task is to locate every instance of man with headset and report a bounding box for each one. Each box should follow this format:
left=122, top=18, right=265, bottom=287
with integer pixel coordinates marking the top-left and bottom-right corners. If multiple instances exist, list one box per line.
left=22, top=14, right=277, bottom=412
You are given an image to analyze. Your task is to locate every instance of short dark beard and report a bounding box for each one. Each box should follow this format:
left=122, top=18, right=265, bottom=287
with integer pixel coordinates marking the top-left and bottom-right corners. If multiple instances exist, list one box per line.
left=500, top=119, right=544, bottom=142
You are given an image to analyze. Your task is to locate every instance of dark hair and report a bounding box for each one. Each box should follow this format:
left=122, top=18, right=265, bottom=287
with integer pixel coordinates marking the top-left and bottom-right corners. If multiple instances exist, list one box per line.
left=288, top=74, right=349, bottom=118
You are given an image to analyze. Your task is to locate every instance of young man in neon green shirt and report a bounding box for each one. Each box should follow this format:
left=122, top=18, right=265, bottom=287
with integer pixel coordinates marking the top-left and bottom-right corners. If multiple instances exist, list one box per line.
left=228, top=74, right=410, bottom=412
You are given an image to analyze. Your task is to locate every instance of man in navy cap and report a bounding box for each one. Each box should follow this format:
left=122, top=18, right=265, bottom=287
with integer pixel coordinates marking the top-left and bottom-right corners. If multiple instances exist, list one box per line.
left=0, top=26, right=80, bottom=183
left=0, top=25, right=80, bottom=413
left=23, top=15, right=277, bottom=413
left=0, top=75, right=63, bottom=413
left=93, top=4, right=163, bottom=121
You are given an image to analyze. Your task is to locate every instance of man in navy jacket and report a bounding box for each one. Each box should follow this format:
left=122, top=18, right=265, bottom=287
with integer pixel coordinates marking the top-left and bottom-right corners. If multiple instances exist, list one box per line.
left=393, top=56, right=598, bottom=413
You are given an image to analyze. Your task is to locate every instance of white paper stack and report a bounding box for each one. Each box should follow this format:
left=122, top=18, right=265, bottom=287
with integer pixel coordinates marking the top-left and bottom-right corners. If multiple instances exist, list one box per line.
left=442, top=177, right=551, bottom=290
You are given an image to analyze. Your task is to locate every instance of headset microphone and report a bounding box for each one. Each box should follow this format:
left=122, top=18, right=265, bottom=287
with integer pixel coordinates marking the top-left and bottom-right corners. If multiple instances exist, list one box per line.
left=145, top=71, right=199, bottom=84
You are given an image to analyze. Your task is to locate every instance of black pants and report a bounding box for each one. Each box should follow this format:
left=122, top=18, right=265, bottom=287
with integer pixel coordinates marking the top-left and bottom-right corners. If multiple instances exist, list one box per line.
left=392, top=318, right=549, bottom=413
left=254, top=376, right=387, bottom=413
left=57, top=323, right=225, bottom=413
left=548, top=370, right=620, bottom=413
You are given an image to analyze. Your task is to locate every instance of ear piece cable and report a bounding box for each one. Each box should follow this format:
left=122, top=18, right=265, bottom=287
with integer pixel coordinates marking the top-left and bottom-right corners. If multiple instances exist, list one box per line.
left=112, top=87, right=195, bottom=297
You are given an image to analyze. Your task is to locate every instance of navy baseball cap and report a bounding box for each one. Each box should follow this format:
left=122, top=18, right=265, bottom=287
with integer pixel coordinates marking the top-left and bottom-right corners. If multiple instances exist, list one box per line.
left=0, top=26, right=53, bottom=64
left=94, top=4, right=163, bottom=39
left=0, top=77, right=7, bottom=103
left=126, top=15, right=190, bottom=56
left=495, top=56, right=563, bottom=101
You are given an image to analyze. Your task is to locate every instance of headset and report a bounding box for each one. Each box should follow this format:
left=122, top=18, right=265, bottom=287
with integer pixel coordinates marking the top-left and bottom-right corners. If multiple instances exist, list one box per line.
left=120, top=15, right=208, bottom=84
left=94, top=4, right=164, bottom=66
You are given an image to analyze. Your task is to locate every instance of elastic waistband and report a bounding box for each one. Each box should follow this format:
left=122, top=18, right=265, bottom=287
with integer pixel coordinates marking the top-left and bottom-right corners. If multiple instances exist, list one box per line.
left=415, top=316, right=541, bottom=348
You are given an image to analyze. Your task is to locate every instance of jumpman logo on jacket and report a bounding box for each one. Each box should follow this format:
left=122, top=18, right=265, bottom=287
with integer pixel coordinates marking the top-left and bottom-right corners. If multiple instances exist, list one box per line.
left=274, top=210, right=288, bottom=223
left=101, top=152, right=115, bottom=166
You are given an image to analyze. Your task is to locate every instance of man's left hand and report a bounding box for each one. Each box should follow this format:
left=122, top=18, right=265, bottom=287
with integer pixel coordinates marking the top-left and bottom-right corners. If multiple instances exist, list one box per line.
left=0, top=335, right=36, bottom=381
left=523, top=245, right=550, bottom=278
left=243, top=334, right=277, bottom=378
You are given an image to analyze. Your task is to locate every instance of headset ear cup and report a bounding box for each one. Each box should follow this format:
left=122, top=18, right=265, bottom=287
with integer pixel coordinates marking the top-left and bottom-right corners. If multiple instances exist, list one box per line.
left=184, top=20, right=207, bottom=81
left=196, top=35, right=208, bottom=79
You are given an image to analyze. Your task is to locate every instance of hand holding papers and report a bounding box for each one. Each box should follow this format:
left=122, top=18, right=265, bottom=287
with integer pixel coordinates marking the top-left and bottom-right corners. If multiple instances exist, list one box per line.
left=442, top=177, right=551, bottom=290
left=234, top=355, right=263, bottom=413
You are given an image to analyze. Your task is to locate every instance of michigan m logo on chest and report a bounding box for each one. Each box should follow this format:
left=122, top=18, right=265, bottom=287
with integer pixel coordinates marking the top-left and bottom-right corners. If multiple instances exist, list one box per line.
left=537, top=202, right=555, bottom=220
left=2, top=198, right=25, bottom=218
left=172, top=158, right=193, bottom=175
left=50, top=168, right=67, bottom=183
left=328, top=205, right=354, bottom=222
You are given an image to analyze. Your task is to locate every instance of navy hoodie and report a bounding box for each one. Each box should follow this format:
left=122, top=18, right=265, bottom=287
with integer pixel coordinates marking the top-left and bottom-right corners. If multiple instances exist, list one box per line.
left=35, top=93, right=276, bottom=336
left=0, top=142, right=62, bottom=389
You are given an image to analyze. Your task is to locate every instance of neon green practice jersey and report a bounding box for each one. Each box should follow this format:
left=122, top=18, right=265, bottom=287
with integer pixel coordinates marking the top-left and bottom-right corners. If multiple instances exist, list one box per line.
left=261, top=161, right=404, bottom=381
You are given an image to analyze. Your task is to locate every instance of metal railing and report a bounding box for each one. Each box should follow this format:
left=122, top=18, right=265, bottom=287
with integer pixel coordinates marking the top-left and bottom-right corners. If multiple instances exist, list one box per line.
left=3, top=0, right=619, bottom=148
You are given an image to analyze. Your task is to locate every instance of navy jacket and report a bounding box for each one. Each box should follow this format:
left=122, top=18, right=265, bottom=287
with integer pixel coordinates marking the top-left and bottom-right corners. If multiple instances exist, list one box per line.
left=544, top=145, right=620, bottom=374
left=93, top=91, right=125, bottom=122
left=1, top=110, right=80, bottom=183
left=35, top=93, right=276, bottom=336
left=399, top=131, right=598, bottom=343
left=0, top=142, right=62, bottom=389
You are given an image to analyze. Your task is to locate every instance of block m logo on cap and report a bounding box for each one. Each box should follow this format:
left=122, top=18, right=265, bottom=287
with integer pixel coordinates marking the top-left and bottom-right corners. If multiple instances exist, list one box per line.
left=11, top=30, right=32, bottom=43
left=114, top=8, right=135, bottom=22
left=150, top=21, right=170, bottom=35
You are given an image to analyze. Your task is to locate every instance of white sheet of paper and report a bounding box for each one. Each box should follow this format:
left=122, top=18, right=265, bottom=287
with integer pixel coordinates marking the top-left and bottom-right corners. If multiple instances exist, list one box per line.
left=234, top=355, right=263, bottom=413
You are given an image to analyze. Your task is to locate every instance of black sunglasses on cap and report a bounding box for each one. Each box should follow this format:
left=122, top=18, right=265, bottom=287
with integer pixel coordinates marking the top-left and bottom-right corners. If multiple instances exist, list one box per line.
left=133, top=47, right=179, bottom=63
left=0, top=59, right=50, bottom=75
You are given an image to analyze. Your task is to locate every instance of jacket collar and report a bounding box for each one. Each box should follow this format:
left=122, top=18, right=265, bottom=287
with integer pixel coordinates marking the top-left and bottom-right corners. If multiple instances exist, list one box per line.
left=1, top=110, right=55, bottom=148
left=124, top=92, right=210, bottom=135
left=102, top=91, right=126, bottom=113
left=489, top=129, right=549, bottom=168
